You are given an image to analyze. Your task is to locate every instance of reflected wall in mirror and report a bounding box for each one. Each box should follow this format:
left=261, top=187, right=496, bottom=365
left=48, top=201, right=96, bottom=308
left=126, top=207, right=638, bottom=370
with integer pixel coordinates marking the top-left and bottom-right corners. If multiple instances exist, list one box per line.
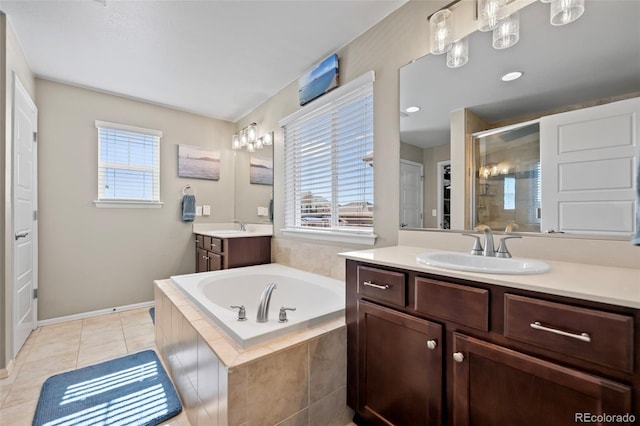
left=399, top=0, right=640, bottom=237
left=234, top=144, right=273, bottom=224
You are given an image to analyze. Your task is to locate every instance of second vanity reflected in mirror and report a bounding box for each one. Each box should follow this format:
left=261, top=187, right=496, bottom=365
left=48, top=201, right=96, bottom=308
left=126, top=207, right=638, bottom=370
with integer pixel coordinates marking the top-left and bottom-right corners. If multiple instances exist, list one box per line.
left=399, top=0, right=639, bottom=237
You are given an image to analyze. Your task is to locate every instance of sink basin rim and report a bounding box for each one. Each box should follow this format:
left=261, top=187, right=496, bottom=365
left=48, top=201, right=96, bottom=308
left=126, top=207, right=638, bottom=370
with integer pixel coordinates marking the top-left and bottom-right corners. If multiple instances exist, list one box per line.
left=416, top=252, right=551, bottom=275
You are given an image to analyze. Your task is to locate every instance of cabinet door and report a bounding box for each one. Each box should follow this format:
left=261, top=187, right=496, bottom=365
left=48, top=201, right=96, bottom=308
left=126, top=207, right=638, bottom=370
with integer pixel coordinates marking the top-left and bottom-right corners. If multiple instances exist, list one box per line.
left=358, top=300, right=442, bottom=426
left=452, top=332, right=632, bottom=426
left=207, top=251, right=222, bottom=271
left=197, top=248, right=208, bottom=273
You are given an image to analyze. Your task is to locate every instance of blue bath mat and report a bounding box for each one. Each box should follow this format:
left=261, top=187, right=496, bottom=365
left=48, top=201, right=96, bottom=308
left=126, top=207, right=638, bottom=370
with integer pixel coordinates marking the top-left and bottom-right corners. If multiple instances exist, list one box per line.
left=32, top=350, right=181, bottom=426
left=149, top=307, right=155, bottom=325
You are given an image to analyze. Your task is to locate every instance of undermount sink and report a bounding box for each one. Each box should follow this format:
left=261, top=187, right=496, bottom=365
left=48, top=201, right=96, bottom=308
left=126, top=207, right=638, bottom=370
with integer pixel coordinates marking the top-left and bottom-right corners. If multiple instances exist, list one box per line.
left=416, top=252, right=550, bottom=275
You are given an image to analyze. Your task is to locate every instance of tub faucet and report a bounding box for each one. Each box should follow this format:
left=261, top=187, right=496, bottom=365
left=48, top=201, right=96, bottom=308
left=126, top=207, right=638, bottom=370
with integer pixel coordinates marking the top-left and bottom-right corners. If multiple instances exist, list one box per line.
left=474, top=225, right=495, bottom=257
left=256, top=282, right=277, bottom=323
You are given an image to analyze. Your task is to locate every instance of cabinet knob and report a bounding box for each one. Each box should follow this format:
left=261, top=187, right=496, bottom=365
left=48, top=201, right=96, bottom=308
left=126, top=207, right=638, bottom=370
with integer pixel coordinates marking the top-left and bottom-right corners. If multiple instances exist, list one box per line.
left=453, top=352, right=465, bottom=363
left=426, top=339, right=438, bottom=350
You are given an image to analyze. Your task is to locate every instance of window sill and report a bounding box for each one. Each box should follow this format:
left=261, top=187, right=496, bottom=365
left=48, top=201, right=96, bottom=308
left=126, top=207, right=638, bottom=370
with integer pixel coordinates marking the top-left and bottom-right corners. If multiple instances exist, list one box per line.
left=281, top=228, right=377, bottom=246
left=94, top=200, right=164, bottom=209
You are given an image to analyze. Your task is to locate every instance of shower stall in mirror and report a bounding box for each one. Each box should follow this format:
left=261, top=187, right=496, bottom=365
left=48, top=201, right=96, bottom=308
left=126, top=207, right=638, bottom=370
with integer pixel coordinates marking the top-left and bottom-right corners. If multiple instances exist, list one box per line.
left=471, top=121, right=541, bottom=232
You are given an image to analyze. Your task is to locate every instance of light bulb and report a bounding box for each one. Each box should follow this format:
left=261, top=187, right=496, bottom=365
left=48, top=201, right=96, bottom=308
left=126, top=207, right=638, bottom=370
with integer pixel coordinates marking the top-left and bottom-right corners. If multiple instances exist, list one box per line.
left=263, top=132, right=273, bottom=146
left=478, top=0, right=506, bottom=32
left=246, top=123, right=257, bottom=143
left=232, top=133, right=241, bottom=150
left=550, top=0, right=584, bottom=25
left=493, top=13, right=519, bottom=50
left=429, top=9, right=453, bottom=55
left=447, top=38, right=469, bottom=68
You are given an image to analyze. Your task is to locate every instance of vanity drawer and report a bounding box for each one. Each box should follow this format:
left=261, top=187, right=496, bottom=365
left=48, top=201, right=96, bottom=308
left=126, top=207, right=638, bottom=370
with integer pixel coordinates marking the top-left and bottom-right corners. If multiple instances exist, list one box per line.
left=414, top=277, right=489, bottom=331
left=209, top=237, right=223, bottom=253
left=202, top=236, right=223, bottom=253
left=195, top=234, right=204, bottom=249
left=357, top=265, right=406, bottom=307
left=504, top=294, right=634, bottom=372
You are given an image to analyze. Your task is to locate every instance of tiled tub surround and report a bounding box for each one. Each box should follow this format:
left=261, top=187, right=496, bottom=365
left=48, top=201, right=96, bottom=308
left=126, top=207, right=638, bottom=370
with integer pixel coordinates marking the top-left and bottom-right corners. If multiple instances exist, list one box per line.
left=154, top=280, right=352, bottom=426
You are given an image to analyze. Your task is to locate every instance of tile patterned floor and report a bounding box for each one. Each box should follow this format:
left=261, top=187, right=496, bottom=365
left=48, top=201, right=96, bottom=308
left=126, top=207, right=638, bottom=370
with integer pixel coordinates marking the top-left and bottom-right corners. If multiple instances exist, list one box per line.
left=0, top=308, right=191, bottom=426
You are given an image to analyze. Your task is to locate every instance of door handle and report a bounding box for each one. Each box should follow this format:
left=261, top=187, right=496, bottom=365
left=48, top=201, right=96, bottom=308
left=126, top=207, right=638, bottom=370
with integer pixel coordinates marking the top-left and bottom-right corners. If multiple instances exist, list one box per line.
left=15, top=231, right=29, bottom=240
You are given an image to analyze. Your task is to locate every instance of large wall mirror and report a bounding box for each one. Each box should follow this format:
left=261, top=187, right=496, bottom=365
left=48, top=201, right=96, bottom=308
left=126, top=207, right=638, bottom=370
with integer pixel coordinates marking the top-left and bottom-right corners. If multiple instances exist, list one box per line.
left=399, top=0, right=639, bottom=238
left=234, top=141, right=274, bottom=224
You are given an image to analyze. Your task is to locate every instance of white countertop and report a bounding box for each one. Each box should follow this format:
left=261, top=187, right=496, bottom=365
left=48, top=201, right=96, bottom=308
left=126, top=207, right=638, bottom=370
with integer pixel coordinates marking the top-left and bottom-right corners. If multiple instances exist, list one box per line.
left=197, top=230, right=273, bottom=238
left=339, top=246, right=640, bottom=309
left=192, top=222, right=273, bottom=238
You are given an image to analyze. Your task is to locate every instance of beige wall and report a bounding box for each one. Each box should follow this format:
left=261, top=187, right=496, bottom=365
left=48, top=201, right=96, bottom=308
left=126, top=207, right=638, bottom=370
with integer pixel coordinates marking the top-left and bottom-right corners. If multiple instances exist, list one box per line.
left=236, top=1, right=448, bottom=277
left=400, top=141, right=423, bottom=164
left=1, top=14, right=37, bottom=370
left=36, top=79, right=235, bottom=320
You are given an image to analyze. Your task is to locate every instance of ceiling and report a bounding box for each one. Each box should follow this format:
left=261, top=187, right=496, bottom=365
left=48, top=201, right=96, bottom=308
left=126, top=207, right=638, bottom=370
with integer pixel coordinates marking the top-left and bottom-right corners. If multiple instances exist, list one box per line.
left=399, top=0, right=640, bottom=148
left=0, top=0, right=407, bottom=122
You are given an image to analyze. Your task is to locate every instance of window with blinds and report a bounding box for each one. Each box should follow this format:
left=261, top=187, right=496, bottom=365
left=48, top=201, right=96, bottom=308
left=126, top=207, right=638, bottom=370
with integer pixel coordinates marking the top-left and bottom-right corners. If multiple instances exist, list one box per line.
left=95, top=121, right=162, bottom=206
left=281, top=72, right=374, bottom=242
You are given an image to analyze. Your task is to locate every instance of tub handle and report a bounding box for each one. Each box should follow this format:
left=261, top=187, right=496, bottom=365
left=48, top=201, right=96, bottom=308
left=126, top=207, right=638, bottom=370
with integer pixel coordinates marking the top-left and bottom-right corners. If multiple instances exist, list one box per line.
left=363, top=281, right=390, bottom=290
left=278, top=307, right=296, bottom=323
left=230, top=305, right=247, bottom=321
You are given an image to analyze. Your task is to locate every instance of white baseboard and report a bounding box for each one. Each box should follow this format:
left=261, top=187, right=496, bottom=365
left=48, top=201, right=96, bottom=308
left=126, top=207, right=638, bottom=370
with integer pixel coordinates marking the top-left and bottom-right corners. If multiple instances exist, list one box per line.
left=37, top=300, right=155, bottom=327
left=0, top=359, right=14, bottom=379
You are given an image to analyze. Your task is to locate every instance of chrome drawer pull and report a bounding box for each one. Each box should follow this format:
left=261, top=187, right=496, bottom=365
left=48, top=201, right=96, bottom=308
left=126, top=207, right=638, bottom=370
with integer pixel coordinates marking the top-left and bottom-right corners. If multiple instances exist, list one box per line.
left=530, top=321, right=591, bottom=343
left=363, top=281, right=390, bottom=290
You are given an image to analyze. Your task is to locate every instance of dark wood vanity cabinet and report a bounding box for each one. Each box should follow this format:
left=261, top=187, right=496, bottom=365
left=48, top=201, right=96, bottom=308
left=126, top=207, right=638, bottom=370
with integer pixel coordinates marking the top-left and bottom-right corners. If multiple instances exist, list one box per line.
left=194, top=234, right=271, bottom=272
left=346, top=259, right=638, bottom=426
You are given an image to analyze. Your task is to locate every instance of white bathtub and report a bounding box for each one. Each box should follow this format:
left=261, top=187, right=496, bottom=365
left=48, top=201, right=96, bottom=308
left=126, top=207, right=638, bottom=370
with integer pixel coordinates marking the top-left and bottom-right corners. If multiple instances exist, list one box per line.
left=170, top=263, right=345, bottom=348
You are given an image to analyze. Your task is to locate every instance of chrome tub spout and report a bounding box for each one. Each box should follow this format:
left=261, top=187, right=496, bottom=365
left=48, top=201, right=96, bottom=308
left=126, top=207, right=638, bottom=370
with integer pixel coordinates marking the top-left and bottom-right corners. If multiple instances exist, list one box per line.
left=256, top=282, right=277, bottom=323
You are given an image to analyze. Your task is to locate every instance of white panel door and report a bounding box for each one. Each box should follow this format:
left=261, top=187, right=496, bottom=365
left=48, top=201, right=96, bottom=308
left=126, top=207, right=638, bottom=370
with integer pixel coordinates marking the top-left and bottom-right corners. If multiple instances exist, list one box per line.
left=540, top=97, right=639, bottom=235
left=13, top=75, right=38, bottom=357
left=399, top=160, right=423, bottom=228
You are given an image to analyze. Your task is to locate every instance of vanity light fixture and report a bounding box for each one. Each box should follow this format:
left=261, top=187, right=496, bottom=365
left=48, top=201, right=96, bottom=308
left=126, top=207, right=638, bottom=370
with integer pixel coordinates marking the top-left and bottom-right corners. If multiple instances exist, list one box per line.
left=232, top=125, right=274, bottom=152
left=501, top=71, right=523, bottom=81
left=428, top=0, right=583, bottom=69
left=406, top=106, right=421, bottom=113
left=550, top=0, right=585, bottom=26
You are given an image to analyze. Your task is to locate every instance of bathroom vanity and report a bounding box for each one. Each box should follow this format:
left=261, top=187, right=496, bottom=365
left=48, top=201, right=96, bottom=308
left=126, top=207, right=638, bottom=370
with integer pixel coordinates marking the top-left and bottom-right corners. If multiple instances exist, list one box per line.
left=194, top=232, right=271, bottom=272
left=341, top=247, right=639, bottom=425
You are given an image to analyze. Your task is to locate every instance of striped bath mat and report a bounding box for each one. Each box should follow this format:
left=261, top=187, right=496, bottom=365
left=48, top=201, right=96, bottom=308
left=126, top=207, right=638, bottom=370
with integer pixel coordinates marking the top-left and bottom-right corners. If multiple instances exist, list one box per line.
left=32, top=350, right=181, bottom=426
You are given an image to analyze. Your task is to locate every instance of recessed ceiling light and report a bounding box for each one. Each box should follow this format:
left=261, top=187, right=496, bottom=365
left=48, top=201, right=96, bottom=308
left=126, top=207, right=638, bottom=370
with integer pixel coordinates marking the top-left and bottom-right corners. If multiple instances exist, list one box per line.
left=501, top=71, right=523, bottom=82
left=405, top=106, right=421, bottom=113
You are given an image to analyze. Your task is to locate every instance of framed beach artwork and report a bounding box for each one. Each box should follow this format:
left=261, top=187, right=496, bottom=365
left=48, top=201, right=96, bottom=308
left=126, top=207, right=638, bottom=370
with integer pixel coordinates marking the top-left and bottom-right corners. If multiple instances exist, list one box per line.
left=250, top=156, right=273, bottom=185
left=298, top=53, right=339, bottom=106
left=178, top=144, right=220, bottom=180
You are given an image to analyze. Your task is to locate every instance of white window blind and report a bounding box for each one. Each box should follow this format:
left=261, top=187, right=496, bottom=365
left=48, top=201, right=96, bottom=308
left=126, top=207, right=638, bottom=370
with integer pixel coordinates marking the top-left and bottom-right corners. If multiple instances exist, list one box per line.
left=95, top=121, right=162, bottom=207
left=281, top=72, right=374, bottom=243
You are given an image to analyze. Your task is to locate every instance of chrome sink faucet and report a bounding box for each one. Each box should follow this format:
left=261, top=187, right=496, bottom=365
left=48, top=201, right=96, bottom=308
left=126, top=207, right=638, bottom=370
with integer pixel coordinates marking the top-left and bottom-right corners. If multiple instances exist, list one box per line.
left=232, top=219, right=246, bottom=231
left=464, top=225, right=523, bottom=257
left=256, top=282, right=277, bottom=323
left=475, top=225, right=495, bottom=257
